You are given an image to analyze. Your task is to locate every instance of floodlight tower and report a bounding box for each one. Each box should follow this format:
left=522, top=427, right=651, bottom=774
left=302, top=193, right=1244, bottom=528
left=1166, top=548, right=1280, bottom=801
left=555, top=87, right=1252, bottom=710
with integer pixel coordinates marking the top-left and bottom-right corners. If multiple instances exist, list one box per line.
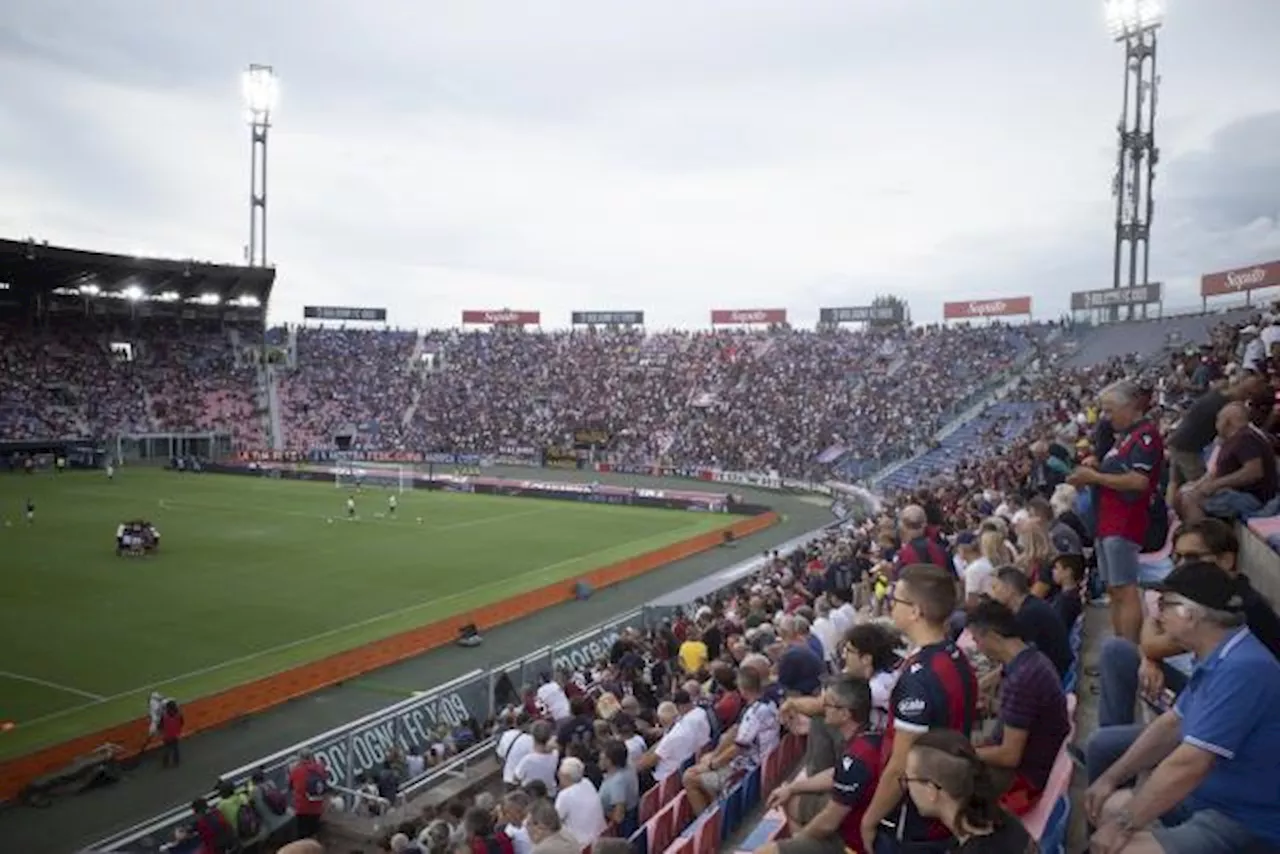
left=243, top=64, right=278, bottom=268
left=1106, top=0, right=1161, bottom=320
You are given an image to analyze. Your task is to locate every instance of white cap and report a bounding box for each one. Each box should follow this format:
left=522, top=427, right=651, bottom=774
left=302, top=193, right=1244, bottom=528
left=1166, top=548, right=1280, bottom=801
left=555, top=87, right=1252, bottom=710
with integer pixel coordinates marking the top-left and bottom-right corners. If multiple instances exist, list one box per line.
left=1241, top=325, right=1259, bottom=335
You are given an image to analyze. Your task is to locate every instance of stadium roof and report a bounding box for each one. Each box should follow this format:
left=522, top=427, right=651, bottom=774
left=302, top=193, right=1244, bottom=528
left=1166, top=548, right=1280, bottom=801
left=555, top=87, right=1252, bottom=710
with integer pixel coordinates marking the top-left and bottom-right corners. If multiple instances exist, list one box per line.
left=0, top=238, right=275, bottom=308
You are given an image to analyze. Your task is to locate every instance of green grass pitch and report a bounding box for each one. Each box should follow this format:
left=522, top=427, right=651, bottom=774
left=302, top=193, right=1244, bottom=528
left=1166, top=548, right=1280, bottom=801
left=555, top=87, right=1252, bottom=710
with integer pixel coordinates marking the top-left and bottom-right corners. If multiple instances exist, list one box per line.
left=0, top=469, right=733, bottom=760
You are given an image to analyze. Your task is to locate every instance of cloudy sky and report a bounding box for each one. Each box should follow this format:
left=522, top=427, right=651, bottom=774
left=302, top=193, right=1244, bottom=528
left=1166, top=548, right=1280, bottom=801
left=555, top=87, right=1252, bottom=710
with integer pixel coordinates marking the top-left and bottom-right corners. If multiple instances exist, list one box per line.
left=1, top=0, right=1278, bottom=328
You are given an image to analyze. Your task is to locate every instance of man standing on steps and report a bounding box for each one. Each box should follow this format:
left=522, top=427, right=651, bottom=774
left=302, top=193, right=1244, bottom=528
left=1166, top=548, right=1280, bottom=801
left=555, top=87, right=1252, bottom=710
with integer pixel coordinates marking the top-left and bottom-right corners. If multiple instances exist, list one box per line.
left=1068, top=379, right=1163, bottom=645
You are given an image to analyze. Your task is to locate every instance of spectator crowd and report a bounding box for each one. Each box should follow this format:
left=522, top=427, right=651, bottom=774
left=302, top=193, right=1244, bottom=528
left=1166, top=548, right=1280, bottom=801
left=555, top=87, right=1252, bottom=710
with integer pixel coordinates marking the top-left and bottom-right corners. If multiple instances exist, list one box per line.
left=9, top=304, right=1280, bottom=854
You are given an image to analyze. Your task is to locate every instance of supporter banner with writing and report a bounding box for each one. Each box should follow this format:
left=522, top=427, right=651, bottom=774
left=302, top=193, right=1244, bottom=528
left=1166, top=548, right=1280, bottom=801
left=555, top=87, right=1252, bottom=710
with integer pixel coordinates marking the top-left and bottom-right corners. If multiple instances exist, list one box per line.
left=571, top=311, right=645, bottom=325
left=942, top=296, right=1033, bottom=320
left=1200, top=260, right=1280, bottom=297
left=303, top=306, right=387, bottom=322
left=238, top=449, right=425, bottom=464
left=1070, top=284, right=1163, bottom=311
left=461, top=310, right=541, bottom=326
left=542, top=445, right=582, bottom=470
left=573, top=427, right=612, bottom=449
left=710, top=308, right=787, bottom=325
left=819, top=305, right=904, bottom=324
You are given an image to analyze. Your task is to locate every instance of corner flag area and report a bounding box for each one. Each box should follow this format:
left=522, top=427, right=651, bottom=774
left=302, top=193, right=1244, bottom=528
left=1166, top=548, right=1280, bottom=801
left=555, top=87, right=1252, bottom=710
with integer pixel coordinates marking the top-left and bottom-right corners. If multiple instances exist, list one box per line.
left=0, top=469, right=734, bottom=760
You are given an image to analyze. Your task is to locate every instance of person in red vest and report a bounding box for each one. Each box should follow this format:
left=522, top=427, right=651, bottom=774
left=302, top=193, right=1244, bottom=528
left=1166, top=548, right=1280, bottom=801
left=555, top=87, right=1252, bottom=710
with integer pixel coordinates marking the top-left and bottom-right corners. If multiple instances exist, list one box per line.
left=288, top=748, right=329, bottom=839
left=159, top=699, right=184, bottom=768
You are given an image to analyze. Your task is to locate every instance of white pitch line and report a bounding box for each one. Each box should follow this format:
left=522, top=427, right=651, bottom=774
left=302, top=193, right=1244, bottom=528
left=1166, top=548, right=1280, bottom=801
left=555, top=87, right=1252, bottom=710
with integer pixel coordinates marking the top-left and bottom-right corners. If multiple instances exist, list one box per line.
left=15, top=521, right=704, bottom=728
left=155, top=495, right=557, bottom=532
left=0, top=670, right=105, bottom=701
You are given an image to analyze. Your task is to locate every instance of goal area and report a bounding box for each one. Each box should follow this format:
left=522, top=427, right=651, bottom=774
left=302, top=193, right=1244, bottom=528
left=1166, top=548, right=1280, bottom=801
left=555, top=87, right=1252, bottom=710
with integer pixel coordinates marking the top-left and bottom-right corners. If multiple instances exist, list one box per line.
left=334, top=464, right=413, bottom=493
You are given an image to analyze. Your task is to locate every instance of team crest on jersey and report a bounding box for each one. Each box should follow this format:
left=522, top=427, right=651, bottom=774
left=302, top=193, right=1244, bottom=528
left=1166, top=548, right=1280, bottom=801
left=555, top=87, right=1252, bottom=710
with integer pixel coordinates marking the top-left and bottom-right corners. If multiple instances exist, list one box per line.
left=909, top=662, right=924, bottom=674
left=842, top=756, right=854, bottom=770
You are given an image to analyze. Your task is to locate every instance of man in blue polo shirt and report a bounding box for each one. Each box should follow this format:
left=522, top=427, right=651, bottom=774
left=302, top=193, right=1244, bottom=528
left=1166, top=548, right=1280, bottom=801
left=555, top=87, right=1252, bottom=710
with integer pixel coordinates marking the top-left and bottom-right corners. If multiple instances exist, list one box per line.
left=1084, top=561, right=1280, bottom=854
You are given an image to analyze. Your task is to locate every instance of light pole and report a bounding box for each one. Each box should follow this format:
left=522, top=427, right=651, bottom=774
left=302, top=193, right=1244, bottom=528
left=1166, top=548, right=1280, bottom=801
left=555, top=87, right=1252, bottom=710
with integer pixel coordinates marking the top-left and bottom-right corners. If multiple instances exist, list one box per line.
left=243, top=64, right=278, bottom=268
left=1106, top=0, right=1161, bottom=320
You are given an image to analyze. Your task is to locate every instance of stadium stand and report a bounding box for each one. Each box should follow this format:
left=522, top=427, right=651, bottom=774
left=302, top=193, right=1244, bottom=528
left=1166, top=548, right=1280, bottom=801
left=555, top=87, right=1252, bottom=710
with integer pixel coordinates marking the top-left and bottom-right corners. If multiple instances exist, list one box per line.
left=6, top=235, right=1280, bottom=854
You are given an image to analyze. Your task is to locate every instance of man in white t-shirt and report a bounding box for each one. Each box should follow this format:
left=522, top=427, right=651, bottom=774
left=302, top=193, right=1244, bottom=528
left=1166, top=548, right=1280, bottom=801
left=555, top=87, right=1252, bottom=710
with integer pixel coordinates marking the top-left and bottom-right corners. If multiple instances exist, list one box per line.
left=811, top=599, right=841, bottom=665
left=554, top=757, right=607, bottom=845
left=636, top=698, right=706, bottom=783
left=514, top=721, right=560, bottom=795
left=830, top=594, right=857, bottom=638
left=536, top=674, right=572, bottom=723
left=499, top=715, right=533, bottom=786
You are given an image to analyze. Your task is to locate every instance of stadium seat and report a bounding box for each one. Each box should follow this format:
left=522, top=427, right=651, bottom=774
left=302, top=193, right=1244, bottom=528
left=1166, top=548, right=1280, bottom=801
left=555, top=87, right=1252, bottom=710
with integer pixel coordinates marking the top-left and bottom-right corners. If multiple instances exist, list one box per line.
left=1036, top=795, right=1071, bottom=854
left=640, top=785, right=661, bottom=823
left=737, top=810, right=788, bottom=853
left=1020, top=746, right=1074, bottom=839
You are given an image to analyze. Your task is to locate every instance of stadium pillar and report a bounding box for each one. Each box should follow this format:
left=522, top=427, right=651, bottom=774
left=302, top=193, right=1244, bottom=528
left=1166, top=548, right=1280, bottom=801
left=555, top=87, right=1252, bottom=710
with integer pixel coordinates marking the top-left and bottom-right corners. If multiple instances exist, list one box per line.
left=243, top=64, right=278, bottom=268
left=1106, top=1, right=1161, bottom=322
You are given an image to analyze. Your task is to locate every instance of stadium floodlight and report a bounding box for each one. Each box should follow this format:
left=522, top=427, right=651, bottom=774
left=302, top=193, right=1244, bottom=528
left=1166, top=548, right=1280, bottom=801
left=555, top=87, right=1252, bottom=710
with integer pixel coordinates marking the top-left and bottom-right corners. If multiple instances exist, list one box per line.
left=1105, top=0, right=1162, bottom=40
left=233, top=295, right=262, bottom=308
left=244, top=63, right=276, bottom=269
left=197, top=293, right=222, bottom=306
left=242, top=65, right=278, bottom=119
left=81, top=283, right=101, bottom=296
left=157, top=291, right=180, bottom=302
left=123, top=285, right=144, bottom=302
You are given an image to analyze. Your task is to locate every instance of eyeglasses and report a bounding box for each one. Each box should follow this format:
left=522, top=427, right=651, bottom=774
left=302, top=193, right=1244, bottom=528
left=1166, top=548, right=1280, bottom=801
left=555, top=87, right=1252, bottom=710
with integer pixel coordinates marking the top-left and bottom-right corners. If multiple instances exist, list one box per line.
left=1155, top=596, right=1190, bottom=612
left=899, top=776, right=939, bottom=793
left=887, top=593, right=915, bottom=609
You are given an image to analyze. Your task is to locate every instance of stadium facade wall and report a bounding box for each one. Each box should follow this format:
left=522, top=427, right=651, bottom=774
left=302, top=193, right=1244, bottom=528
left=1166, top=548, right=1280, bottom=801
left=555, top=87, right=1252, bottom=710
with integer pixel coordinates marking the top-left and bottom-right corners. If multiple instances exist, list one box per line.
left=0, top=510, right=777, bottom=806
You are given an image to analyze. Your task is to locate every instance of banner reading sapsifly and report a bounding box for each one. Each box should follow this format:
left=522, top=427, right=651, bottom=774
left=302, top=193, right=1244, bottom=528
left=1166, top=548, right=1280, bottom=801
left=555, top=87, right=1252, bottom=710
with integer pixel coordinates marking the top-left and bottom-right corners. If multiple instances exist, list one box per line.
left=1069, top=283, right=1163, bottom=311
left=238, top=449, right=426, bottom=463
left=819, top=305, right=904, bottom=324
left=461, top=309, right=541, bottom=326
left=1200, top=260, right=1280, bottom=298
left=710, top=308, right=787, bottom=325
left=942, top=296, right=1032, bottom=320
left=571, top=311, right=645, bottom=325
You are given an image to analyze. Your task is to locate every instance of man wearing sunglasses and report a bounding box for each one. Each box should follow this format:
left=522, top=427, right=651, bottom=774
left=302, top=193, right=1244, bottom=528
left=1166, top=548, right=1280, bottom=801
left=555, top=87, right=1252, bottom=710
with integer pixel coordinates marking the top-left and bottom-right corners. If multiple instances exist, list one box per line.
left=1085, top=560, right=1280, bottom=854
left=1085, top=519, right=1280, bottom=786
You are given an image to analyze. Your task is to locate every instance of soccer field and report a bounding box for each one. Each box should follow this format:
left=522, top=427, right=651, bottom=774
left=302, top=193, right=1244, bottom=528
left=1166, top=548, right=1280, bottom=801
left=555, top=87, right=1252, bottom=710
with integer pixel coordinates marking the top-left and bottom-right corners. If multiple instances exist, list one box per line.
left=0, top=469, right=734, bottom=760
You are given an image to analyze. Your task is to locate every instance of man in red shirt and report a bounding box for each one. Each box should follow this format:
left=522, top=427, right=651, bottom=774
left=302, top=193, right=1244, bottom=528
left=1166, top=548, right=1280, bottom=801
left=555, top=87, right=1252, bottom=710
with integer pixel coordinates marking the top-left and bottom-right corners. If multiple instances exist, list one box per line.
left=1069, top=379, right=1164, bottom=643
left=860, top=564, right=977, bottom=854
left=893, top=506, right=951, bottom=577
left=288, top=748, right=329, bottom=839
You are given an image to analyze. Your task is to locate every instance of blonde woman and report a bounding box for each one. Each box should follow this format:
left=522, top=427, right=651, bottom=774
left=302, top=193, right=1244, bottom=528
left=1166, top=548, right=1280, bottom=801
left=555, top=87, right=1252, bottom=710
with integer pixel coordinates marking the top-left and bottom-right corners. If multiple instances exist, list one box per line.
left=1015, top=525, right=1054, bottom=599
left=972, top=530, right=1007, bottom=604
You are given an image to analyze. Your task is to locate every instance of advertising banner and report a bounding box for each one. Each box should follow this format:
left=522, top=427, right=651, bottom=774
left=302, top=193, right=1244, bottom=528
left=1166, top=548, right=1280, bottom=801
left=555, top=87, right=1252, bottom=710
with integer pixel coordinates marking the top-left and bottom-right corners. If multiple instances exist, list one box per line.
left=571, top=311, right=645, bottom=325
left=1070, top=284, right=1163, bottom=311
left=304, top=306, right=387, bottom=322
left=1200, top=260, right=1280, bottom=297
left=818, top=305, right=904, bottom=324
left=461, top=310, right=541, bottom=326
left=942, top=296, right=1033, bottom=320
left=710, top=308, right=787, bottom=325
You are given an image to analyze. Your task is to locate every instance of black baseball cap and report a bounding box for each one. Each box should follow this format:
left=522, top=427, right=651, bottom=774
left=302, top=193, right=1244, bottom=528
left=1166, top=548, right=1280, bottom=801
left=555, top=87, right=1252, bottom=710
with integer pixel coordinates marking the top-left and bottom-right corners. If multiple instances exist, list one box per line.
left=1151, top=561, right=1245, bottom=612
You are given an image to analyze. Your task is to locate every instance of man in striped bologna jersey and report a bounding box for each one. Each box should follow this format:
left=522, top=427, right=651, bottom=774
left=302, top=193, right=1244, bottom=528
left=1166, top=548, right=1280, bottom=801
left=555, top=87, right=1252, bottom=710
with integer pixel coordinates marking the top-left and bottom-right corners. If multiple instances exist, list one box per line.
left=859, top=564, right=978, bottom=854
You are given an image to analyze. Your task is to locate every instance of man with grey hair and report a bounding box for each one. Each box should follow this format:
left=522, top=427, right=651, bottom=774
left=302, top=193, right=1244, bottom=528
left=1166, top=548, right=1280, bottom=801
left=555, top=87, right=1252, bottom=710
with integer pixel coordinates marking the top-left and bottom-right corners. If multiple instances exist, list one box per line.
left=555, top=756, right=606, bottom=845
left=514, top=720, right=560, bottom=795
left=527, top=800, right=579, bottom=854
left=1069, top=378, right=1163, bottom=644
left=1085, top=561, right=1280, bottom=854
left=893, top=503, right=950, bottom=572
